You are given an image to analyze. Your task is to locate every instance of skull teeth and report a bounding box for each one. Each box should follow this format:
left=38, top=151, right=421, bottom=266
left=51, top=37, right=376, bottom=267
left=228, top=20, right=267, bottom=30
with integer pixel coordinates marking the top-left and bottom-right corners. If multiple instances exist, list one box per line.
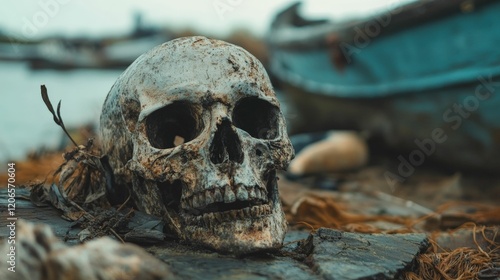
left=235, top=185, right=248, bottom=201
left=181, top=185, right=269, bottom=220
left=192, top=194, right=202, bottom=209
left=213, top=188, right=223, bottom=202
left=224, top=185, right=236, bottom=203
left=205, top=191, right=214, bottom=205
left=214, top=212, right=223, bottom=223
left=230, top=211, right=237, bottom=219
left=203, top=213, right=213, bottom=227
left=195, top=204, right=272, bottom=225
left=255, top=188, right=262, bottom=199
left=248, top=187, right=256, bottom=198
left=250, top=205, right=260, bottom=216
left=181, top=184, right=269, bottom=215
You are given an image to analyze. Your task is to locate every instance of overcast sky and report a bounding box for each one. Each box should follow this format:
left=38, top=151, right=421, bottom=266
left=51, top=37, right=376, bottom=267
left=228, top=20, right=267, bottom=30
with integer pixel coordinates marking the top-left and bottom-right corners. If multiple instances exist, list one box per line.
left=1, top=0, right=413, bottom=39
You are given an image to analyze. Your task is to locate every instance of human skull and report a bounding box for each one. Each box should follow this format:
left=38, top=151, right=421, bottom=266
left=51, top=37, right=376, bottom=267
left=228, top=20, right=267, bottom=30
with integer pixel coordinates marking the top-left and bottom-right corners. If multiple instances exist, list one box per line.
left=100, top=36, right=294, bottom=254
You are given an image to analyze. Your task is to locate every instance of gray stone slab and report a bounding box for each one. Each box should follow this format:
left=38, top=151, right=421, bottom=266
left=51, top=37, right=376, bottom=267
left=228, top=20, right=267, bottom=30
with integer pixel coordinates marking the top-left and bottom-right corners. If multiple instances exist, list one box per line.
left=149, top=243, right=317, bottom=280
left=305, top=228, right=429, bottom=280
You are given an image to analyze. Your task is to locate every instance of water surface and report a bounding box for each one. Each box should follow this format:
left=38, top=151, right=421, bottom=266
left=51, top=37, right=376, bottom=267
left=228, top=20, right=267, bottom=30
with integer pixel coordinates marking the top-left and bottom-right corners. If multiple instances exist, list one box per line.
left=0, top=62, right=122, bottom=163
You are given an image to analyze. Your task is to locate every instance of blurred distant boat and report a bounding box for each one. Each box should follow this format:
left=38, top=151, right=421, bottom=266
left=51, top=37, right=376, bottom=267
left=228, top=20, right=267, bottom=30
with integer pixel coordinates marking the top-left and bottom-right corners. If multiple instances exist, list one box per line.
left=0, top=43, right=36, bottom=61
left=23, top=13, right=169, bottom=70
left=29, top=33, right=169, bottom=70
left=0, top=13, right=171, bottom=69
left=268, top=0, right=500, bottom=171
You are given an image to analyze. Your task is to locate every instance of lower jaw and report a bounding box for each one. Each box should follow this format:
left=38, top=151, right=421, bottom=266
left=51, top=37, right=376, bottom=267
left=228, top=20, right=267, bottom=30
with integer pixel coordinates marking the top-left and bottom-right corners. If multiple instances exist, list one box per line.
left=182, top=207, right=287, bottom=254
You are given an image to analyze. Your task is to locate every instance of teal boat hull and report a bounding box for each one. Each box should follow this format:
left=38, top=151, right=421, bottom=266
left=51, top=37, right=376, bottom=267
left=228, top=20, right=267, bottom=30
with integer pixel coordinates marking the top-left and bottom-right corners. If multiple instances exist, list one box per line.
left=269, top=1, right=500, bottom=171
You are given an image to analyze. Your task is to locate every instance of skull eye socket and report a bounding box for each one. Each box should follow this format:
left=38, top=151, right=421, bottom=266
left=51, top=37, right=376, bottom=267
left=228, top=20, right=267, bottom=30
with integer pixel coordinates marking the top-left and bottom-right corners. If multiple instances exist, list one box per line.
left=233, top=97, right=280, bottom=140
left=145, top=102, right=201, bottom=149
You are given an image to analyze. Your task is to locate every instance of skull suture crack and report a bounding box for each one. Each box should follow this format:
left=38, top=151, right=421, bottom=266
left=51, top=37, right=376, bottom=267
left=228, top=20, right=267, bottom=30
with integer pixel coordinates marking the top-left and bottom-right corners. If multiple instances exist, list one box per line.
left=99, top=36, right=294, bottom=254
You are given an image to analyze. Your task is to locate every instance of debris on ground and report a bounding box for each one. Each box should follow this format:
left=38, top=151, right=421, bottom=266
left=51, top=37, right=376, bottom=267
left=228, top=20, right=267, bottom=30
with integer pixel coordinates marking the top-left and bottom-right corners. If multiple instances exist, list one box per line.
left=288, top=131, right=369, bottom=176
left=0, top=220, right=174, bottom=280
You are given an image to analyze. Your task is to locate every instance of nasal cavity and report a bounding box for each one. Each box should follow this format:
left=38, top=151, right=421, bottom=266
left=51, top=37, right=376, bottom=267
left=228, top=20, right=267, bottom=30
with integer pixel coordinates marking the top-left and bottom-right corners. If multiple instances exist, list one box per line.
left=210, top=118, right=244, bottom=164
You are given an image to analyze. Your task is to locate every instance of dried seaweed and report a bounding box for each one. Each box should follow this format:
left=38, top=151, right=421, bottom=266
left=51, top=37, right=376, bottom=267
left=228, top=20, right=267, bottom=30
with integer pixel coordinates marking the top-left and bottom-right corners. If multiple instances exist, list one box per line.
left=29, top=86, right=131, bottom=242
left=48, top=138, right=109, bottom=208
left=283, top=193, right=500, bottom=279
left=435, top=201, right=500, bottom=229
left=286, top=194, right=415, bottom=233
left=405, top=225, right=500, bottom=280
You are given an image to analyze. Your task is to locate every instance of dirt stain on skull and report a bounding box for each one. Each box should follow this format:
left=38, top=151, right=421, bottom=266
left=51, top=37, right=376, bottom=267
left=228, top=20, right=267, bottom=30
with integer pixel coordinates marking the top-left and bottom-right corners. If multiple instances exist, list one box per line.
left=201, top=93, right=230, bottom=109
left=122, top=98, right=140, bottom=132
left=227, top=56, right=240, bottom=72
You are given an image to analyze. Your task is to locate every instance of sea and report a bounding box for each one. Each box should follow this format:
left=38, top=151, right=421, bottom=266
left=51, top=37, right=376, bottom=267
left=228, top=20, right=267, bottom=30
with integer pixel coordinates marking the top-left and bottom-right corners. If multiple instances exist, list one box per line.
left=0, top=61, right=122, bottom=164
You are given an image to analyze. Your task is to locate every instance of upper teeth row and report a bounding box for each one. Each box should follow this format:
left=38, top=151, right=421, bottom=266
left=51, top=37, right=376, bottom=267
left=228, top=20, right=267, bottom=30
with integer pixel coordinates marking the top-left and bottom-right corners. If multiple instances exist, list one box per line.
left=181, top=185, right=268, bottom=210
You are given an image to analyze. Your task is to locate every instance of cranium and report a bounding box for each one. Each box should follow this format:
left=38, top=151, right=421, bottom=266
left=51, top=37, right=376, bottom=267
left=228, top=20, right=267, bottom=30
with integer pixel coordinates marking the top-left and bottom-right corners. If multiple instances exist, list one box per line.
left=99, top=36, right=294, bottom=254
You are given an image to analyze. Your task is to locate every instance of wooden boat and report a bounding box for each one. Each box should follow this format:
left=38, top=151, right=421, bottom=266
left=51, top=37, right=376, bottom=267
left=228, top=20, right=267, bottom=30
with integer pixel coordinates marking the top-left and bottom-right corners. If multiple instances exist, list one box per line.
left=268, top=0, right=500, bottom=171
